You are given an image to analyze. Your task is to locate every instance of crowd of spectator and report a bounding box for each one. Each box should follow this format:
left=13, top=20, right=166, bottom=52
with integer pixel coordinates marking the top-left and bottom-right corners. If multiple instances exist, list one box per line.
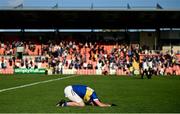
left=0, top=39, right=180, bottom=76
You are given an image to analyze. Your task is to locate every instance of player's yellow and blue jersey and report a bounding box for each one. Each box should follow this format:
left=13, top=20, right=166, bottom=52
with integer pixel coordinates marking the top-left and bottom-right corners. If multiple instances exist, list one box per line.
left=72, top=85, right=98, bottom=103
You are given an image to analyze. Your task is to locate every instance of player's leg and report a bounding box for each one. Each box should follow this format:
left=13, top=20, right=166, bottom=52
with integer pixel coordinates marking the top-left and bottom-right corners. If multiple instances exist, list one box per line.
left=145, top=69, right=149, bottom=78
left=147, top=68, right=152, bottom=79
left=64, top=86, right=85, bottom=107
left=141, top=69, right=144, bottom=79
left=149, top=68, right=153, bottom=78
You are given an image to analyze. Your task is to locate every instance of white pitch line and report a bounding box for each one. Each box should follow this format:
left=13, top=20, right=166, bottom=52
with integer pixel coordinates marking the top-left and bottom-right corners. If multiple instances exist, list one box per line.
left=0, top=75, right=77, bottom=93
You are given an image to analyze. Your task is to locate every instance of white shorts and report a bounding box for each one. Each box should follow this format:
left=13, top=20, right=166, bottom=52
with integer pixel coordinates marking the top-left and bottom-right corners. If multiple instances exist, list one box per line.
left=64, top=86, right=83, bottom=103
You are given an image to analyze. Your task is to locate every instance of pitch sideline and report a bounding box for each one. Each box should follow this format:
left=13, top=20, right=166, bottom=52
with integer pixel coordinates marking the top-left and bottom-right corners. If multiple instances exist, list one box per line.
left=0, top=75, right=77, bottom=93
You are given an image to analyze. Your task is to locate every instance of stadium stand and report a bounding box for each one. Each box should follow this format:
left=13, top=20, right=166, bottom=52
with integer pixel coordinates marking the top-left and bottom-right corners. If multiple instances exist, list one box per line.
left=0, top=37, right=180, bottom=75
left=0, top=6, right=180, bottom=76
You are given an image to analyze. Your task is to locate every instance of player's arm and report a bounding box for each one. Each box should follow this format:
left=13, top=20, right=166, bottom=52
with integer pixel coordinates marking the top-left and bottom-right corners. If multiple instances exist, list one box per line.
left=90, top=92, right=116, bottom=107
left=93, top=100, right=111, bottom=107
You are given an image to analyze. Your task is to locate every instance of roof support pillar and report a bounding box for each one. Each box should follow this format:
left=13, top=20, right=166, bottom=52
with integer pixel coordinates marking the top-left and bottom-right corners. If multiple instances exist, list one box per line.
left=155, top=28, right=160, bottom=50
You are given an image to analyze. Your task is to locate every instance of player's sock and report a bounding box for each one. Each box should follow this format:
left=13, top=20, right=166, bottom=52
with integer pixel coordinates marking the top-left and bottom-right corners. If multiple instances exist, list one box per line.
left=62, top=102, right=67, bottom=107
left=56, top=99, right=66, bottom=107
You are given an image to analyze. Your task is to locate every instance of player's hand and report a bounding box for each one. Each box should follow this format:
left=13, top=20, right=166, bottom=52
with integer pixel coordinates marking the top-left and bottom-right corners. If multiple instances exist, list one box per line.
left=111, top=103, right=117, bottom=106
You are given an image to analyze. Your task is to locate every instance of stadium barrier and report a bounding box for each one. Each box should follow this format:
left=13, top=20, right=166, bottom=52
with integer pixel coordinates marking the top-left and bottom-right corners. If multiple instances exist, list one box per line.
left=96, top=69, right=102, bottom=75
left=47, top=69, right=53, bottom=75
left=63, top=69, right=77, bottom=75
left=1, top=67, right=179, bottom=76
left=0, top=68, right=14, bottom=74
left=14, top=68, right=46, bottom=74
left=0, top=68, right=128, bottom=75
left=110, top=69, right=116, bottom=75
left=61, top=69, right=130, bottom=75
left=76, top=69, right=97, bottom=75
left=0, top=67, right=136, bottom=75
left=115, top=69, right=131, bottom=75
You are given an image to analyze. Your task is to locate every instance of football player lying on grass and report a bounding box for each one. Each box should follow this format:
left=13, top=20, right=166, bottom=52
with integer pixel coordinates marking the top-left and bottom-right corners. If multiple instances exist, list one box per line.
left=56, top=85, right=117, bottom=107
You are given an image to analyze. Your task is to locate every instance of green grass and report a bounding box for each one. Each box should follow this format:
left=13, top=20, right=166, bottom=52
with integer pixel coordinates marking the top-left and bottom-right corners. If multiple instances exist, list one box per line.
left=0, top=74, right=180, bottom=113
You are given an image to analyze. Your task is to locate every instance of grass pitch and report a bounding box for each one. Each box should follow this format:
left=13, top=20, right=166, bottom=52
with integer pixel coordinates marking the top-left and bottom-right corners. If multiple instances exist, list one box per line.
left=0, top=74, right=180, bottom=113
